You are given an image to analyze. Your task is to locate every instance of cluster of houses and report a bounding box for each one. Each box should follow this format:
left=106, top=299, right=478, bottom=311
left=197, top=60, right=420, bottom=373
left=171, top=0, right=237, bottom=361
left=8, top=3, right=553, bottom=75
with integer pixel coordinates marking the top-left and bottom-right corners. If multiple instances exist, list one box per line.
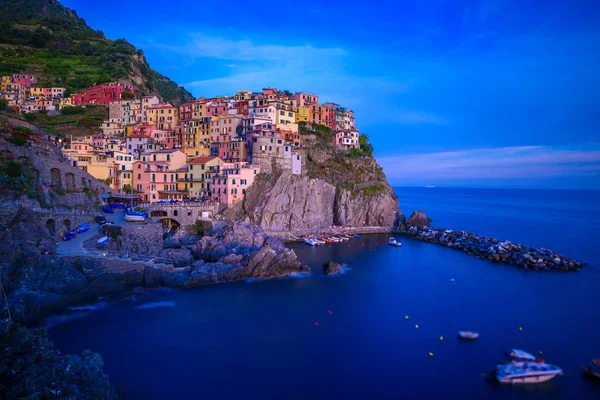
left=3, top=76, right=361, bottom=206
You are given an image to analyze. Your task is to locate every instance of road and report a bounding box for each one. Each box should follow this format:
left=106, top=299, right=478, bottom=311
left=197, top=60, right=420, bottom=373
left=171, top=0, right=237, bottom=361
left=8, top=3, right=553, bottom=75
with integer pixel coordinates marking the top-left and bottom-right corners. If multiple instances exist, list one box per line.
left=56, top=208, right=127, bottom=256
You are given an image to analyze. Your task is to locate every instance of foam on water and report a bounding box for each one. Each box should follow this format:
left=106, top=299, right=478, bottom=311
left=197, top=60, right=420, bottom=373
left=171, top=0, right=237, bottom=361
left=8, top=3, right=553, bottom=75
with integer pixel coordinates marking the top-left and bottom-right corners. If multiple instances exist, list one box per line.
left=134, top=301, right=176, bottom=309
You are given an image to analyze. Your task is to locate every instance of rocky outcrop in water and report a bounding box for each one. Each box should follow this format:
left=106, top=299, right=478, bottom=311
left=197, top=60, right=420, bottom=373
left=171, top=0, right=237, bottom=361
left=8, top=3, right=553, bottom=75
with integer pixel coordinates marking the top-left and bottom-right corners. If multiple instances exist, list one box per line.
left=322, top=261, right=342, bottom=276
left=0, top=321, right=121, bottom=400
left=402, top=224, right=584, bottom=271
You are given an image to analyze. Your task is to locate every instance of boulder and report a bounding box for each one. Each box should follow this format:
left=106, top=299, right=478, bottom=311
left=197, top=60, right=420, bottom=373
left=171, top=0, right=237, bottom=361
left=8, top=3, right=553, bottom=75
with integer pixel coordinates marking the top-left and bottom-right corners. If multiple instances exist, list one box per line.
left=323, top=261, right=342, bottom=276
left=160, top=248, right=194, bottom=268
left=406, top=210, right=431, bottom=228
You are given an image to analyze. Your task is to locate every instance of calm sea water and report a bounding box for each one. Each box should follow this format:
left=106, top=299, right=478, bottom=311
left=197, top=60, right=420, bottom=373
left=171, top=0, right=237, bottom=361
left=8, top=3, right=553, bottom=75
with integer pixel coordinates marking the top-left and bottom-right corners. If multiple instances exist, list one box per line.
left=49, top=187, right=600, bottom=399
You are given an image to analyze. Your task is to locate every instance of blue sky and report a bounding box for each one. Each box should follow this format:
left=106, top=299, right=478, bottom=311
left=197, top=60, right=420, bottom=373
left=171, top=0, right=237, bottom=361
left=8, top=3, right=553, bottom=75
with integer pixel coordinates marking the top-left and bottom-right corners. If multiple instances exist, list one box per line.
left=62, top=0, right=600, bottom=189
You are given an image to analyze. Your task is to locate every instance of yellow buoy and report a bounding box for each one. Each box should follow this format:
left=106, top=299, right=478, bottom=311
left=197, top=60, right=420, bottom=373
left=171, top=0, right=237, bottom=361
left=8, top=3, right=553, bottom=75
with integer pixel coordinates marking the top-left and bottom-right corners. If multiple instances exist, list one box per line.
left=429, top=352, right=434, bottom=357
left=439, top=336, right=444, bottom=341
left=405, top=315, right=409, bottom=320
left=415, top=324, right=419, bottom=329
left=519, top=327, right=523, bottom=331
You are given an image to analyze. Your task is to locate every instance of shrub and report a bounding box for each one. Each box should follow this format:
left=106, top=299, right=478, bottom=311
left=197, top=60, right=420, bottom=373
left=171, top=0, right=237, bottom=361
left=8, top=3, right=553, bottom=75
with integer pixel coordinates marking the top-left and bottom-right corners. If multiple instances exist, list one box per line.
left=61, top=106, right=84, bottom=115
left=347, top=148, right=364, bottom=158
left=0, top=99, right=8, bottom=109
left=16, top=126, right=31, bottom=134
left=12, top=134, right=26, bottom=146
left=5, top=161, right=22, bottom=178
left=23, top=112, right=37, bottom=122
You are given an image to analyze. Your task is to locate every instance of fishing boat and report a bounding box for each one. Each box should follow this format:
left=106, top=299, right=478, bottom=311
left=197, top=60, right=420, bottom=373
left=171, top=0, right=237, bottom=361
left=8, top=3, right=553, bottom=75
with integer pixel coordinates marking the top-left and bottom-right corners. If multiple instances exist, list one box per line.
left=330, top=237, right=342, bottom=242
left=313, top=238, right=326, bottom=245
left=495, top=362, right=563, bottom=384
left=76, top=223, right=90, bottom=233
left=353, top=234, right=360, bottom=239
left=458, top=331, right=479, bottom=340
left=304, top=238, right=319, bottom=246
left=388, top=237, right=402, bottom=247
left=101, top=206, right=114, bottom=213
left=96, top=236, right=109, bottom=247
left=63, top=230, right=76, bottom=241
left=340, top=235, right=350, bottom=241
left=504, top=349, right=538, bottom=362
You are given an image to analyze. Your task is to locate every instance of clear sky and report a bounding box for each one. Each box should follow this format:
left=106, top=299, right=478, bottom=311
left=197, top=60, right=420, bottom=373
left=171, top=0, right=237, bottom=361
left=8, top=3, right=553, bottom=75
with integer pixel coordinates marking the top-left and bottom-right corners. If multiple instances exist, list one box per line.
left=62, top=0, right=600, bottom=189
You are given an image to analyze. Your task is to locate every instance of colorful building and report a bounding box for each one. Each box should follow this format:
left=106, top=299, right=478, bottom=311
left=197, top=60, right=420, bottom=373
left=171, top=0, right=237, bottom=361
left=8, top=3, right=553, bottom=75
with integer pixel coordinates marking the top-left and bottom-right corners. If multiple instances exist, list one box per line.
left=211, top=162, right=260, bottom=206
left=70, top=82, right=135, bottom=106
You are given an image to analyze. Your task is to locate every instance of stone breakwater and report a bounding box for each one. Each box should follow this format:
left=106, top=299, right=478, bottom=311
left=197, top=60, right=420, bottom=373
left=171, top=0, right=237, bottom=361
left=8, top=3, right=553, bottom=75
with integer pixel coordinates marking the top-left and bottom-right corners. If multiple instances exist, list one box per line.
left=402, top=226, right=585, bottom=271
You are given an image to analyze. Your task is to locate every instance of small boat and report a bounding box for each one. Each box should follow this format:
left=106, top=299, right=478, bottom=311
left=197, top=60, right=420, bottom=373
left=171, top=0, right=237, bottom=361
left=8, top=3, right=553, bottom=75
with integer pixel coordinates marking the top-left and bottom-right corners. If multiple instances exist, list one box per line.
left=331, top=237, right=342, bottom=242
left=388, top=237, right=402, bottom=247
left=458, top=331, right=479, bottom=340
left=495, top=362, right=563, bottom=384
left=63, top=230, right=76, bottom=241
left=101, top=206, right=114, bottom=213
left=76, top=223, right=90, bottom=233
left=504, top=349, right=538, bottom=362
left=353, top=234, right=360, bottom=239
left=339, top=235, right=350, bottom=241
left=583, top=360, right=600, bottom=379
left=125, top=213, right=146, bottom=222
left=304, top=238, right=319, bottom=246
left=96, top=236, right=109, bottom=247
left=314, top=238, right=326, bottom=245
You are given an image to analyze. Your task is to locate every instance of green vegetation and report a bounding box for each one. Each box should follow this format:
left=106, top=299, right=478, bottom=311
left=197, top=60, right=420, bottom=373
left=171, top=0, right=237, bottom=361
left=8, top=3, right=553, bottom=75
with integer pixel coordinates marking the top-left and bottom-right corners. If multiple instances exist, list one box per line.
left=34, top=104, right=107, bottom=135
left=0, top=99, right=8, bottom=109
left=358, top=133, right=374, bottom=157
left=189, top=220, right=212, bottom=236
left=12, top=134, right=26, bottom=146
left=347, top=148, right=364, bottom=158
left=362, top=184, right=386, bottom=196
left=0, top=156, right=46, bottom=204
left=0, top=0, right=194, bottom=105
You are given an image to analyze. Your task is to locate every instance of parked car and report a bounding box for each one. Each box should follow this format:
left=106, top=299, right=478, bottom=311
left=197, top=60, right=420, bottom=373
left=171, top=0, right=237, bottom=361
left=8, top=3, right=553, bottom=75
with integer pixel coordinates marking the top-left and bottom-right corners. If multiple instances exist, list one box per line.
left=63, top=230, right=77, bottom=241
left=94, top=215, right=107, bottom=225
left=77, top=223, right=90, bottom=233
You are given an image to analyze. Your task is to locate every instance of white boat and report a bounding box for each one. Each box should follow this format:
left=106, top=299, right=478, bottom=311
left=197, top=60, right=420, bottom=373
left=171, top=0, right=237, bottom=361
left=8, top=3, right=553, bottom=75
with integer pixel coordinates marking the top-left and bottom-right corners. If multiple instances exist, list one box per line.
left=96, top=236, right=109, bottom=247
left=314, top=238, right=326, bottom=245
left=339, top=235, right=350, bottom=241
left=495, top=362, right=563, bottom=384
left=330, top=237, right=342, bottom=242
left=388, top=238, right=402, bottom=247
left=458, top=331, right=479, bottom=340
left=505, top=349, right=537, bottom=362
left=125, top=214, right=146, bottom=222
left=304, top=238, right=319, bottom=246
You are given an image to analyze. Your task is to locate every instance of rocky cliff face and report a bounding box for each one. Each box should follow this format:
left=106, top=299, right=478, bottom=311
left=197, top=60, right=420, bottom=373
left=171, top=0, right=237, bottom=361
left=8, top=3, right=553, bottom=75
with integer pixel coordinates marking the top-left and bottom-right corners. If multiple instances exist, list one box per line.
left=227, top=129, right=401, bottom=235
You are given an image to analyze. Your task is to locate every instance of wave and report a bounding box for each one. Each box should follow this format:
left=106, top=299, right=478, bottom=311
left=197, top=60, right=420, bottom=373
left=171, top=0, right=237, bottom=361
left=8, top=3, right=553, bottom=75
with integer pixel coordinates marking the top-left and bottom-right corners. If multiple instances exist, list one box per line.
left=135, top=301, right=176, bottom=309
left=67, top=301, right=109, bottom=312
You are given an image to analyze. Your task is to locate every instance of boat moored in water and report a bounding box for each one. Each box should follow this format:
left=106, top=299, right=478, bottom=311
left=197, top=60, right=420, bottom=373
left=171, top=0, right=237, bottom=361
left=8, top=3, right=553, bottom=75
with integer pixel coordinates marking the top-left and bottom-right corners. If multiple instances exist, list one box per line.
left=304, top=238, right=319, bottom=246
left=458, top=331, right=479, bottom=340
left=504, top=349, right=538, bottom=362
left=388, top=237, right=402, bottom=247
left=354, top=234, right=360, bottom=239
left=495, top=362, right=563, bottom=384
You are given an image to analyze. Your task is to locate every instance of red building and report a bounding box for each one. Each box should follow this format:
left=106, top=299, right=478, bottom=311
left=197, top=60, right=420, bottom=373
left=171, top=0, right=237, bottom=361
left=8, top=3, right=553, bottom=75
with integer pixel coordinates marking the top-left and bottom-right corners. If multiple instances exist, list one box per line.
left=71, top=82, right=135, bottom=106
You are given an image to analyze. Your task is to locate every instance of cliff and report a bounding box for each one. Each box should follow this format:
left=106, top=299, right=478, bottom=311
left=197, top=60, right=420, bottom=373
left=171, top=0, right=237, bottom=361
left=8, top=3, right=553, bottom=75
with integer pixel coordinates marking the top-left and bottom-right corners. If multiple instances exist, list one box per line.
left=227, top=123, right=401, bottom=236
left=0, top=0, right=194, bottom=105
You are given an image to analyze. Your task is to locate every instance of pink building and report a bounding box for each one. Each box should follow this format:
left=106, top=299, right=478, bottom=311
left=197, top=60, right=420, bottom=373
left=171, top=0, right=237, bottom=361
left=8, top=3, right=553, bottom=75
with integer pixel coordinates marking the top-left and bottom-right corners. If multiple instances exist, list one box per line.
left=132, top=160, right=180, bottom=202
left=11, top=74, right=36, bottom=87
left=335, top=131, right=360, bottom=150
left=294, top=92, right=319, bottom=108
left=71, top=82, right=135, bottom=105
left=211, top=162, right=260, bottom=206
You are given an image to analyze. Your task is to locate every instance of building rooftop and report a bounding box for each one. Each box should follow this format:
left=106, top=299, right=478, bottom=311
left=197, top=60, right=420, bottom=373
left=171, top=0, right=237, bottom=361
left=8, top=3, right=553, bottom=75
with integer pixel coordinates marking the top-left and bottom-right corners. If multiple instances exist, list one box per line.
left=189, top=156, right=218, bottom=164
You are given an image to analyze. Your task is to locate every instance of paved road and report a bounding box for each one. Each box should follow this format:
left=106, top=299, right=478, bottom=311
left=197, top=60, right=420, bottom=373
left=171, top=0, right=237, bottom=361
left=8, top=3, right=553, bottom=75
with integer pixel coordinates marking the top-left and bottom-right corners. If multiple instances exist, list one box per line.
left=56, top=209, right=127, bottom=256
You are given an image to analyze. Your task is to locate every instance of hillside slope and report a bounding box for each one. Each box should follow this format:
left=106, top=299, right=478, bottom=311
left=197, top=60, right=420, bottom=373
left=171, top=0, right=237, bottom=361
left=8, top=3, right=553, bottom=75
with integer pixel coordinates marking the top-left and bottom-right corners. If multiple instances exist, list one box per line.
left=0, top=0, right=194, bottom=105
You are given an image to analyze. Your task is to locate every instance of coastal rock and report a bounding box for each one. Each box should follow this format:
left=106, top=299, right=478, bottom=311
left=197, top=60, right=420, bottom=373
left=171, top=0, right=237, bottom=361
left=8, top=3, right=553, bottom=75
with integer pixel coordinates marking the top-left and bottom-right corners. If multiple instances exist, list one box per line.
left=335, top=188, right=400, bottom=229
left=160, top=248, right=194, bottom=268
left=0, top=321, right=121, bottom=399
left=406, top=210, right=431, bottom=228
left=143, top=265, right=168, bottom=288
left=323, top=261, right=342, bottom=276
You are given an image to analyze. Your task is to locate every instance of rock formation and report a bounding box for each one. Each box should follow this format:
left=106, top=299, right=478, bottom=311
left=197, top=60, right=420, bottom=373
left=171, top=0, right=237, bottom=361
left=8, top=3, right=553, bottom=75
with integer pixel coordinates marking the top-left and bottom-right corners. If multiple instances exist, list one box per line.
left=322, top=261, right=342, bottom=276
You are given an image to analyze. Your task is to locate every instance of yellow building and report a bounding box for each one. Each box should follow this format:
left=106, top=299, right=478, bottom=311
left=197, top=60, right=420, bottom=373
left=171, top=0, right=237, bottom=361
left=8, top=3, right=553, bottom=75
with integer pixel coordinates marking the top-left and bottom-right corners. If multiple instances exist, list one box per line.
left=147, top=104, right=179, bottom=130
left=192, top=101, right=207, bottom=119
left=86, top=155, right=111, bottom=181
left=183, top=117, right=212, bottom=158
left=177, top=156, right=223, bottom=198
left=234, top=90, right=251, bottom=101
left=0, top=76, right=11, bottom=92
left=296, top=107, right=310, bottom=123
left=30, top=87, right=44, bottom=97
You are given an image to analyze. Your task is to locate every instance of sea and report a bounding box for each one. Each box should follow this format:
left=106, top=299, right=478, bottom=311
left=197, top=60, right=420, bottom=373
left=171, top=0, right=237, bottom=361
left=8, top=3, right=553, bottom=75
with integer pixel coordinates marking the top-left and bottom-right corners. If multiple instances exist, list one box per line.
left=48, top=187, right=600, bottom=399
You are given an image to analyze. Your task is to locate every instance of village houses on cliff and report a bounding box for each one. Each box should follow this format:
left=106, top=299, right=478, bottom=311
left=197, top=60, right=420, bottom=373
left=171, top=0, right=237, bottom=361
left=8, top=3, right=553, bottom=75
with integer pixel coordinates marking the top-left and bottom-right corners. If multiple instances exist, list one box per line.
left=1, top=78, right=360, bottom=207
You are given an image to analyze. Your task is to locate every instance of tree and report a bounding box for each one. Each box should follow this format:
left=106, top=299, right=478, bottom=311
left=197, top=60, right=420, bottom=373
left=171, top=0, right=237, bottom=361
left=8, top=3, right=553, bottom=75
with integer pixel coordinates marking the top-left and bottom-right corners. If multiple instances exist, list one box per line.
left=12, top=134, right=26, bottom=146
left=104, top=178, right=112, bottom=186
left=359, top=133, right=373, bottom=156
left=0, top=99, right=7, bottom=110
left=122, top=184, right=133, bottom=194
left=122, top=90, right=135, bottom=100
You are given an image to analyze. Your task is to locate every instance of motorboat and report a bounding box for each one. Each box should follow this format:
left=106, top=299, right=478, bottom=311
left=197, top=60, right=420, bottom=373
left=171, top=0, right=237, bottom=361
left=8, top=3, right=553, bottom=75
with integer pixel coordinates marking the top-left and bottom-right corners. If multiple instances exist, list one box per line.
left=388, top=237, right=402, bottom=247
left=504, top=349, right=537, bottom=362
left=76, top=223, right=90, bottom=233
left=330, top=237, right=342, bottom=242
left=304, top=238, right=319, bottom=246
left=353, top=234, right=360, bottom=239
left=63, top=230, right=76, bottom=241
left=96, top=236, right=109, bottom=247
left=313, top=238, right=326, bottom=245
left=495, top=362, right=563, bottom=384
left=339, top=235, right=350, bottom=241
left=458, top=331, right=479, bottom=340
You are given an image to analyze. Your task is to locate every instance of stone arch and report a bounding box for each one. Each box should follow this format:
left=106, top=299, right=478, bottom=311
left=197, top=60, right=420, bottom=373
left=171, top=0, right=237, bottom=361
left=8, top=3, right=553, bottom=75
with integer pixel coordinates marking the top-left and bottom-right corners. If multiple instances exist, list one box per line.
left=50, top=168, right=62, bottom=188
left=81, top=177, right=87, bottom=187
left=65, top=172, right=75, bottom=189
left=63, top=219, right=72, bottom=230
left=157, top=217, right=180, bottom=229
left=46, top=219, right=56, bottom=235
left=151, top=210, right=167, bottom=218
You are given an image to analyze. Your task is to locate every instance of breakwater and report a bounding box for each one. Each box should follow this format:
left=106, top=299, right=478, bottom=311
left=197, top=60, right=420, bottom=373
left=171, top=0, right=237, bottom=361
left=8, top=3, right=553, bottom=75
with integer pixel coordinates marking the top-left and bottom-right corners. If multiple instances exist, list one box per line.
left=401, top=226, right=584, bottom=271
